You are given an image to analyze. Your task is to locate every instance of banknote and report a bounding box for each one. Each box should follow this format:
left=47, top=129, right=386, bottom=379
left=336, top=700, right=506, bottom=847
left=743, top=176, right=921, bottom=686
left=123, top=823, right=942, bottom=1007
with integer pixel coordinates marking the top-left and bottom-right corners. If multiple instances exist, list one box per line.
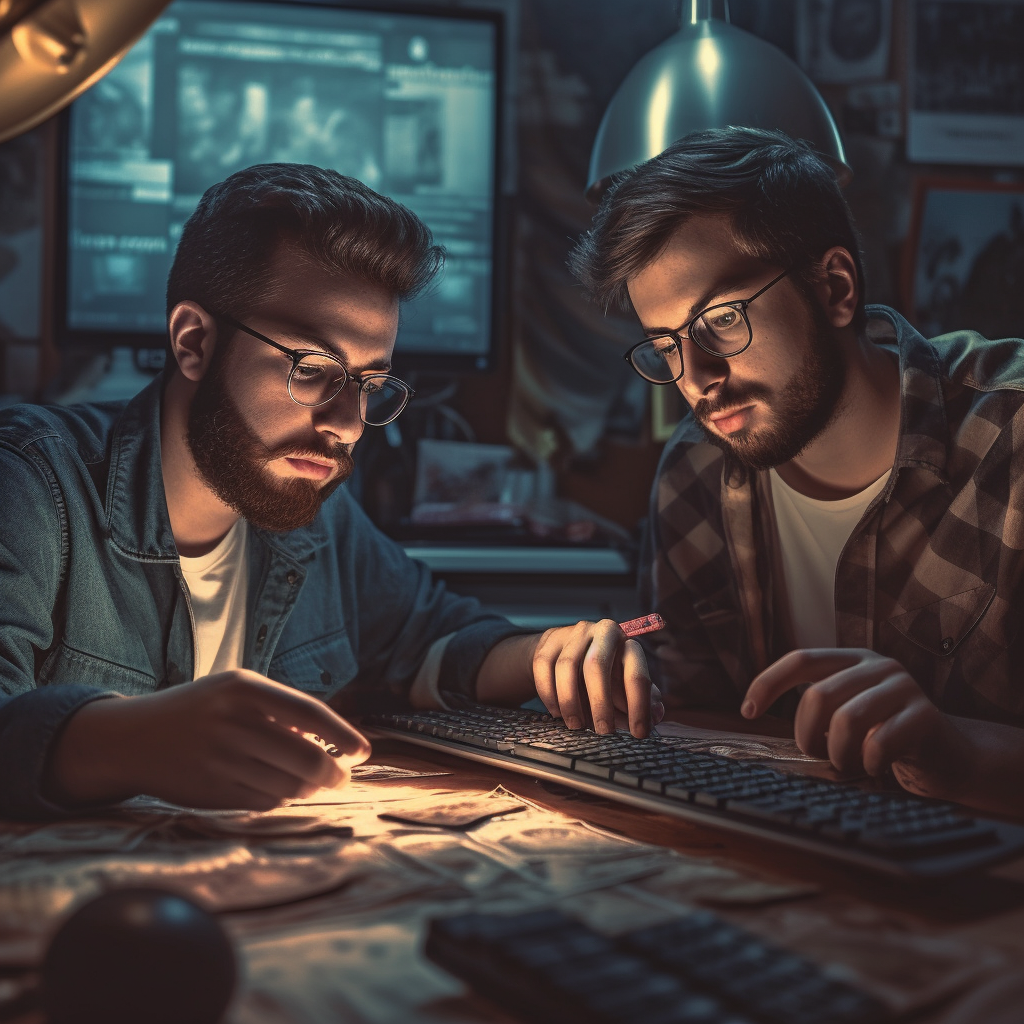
left=350, top=764, right=451, bottom=781
left=234, top=919, right=465, bottom=1024
left=378, top=791, right=527, bottom=829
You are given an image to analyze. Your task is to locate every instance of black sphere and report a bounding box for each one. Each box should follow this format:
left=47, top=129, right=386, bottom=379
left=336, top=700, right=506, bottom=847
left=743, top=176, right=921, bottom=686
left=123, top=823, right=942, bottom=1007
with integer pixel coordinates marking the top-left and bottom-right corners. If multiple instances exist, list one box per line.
left=41, top=887, right=236, bottom=1024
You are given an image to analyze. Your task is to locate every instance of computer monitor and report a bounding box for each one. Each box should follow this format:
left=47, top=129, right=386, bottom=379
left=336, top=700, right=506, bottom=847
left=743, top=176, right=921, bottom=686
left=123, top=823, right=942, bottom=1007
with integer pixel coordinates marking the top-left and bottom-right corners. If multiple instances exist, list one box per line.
left=56, top=0, right=505, bottom=372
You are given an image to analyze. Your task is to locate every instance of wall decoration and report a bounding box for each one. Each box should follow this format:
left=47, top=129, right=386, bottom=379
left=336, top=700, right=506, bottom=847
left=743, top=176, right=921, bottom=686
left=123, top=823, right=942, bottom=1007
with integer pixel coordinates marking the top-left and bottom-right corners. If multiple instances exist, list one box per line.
left=908, top=0, right=1024, bottom=165
left=796, top=0, right=892, bottom=84
left=903, top=178, right=1024, bottom=340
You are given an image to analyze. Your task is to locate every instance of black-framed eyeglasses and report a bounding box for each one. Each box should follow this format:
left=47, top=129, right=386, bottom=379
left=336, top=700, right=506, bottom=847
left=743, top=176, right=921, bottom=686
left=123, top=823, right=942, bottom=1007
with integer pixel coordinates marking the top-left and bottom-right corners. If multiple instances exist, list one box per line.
left=624, top=268, right=792, bottom=385
left=210, top=312, right=414, bottom=426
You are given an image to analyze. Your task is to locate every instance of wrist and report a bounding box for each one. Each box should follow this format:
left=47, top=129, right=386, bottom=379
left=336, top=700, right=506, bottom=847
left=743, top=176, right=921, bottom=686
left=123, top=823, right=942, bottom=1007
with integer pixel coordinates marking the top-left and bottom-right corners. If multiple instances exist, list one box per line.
left=474, top=633, right=542, bottom=705
left=45, top=695, right=140, bottom=807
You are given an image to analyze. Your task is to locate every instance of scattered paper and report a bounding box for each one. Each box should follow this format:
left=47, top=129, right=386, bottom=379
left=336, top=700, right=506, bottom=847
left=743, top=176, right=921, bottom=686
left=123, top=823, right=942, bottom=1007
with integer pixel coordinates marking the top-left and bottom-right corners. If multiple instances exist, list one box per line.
left=350, top=764, right=451, bottom=782
left=378, top=791, right=527, bottom=830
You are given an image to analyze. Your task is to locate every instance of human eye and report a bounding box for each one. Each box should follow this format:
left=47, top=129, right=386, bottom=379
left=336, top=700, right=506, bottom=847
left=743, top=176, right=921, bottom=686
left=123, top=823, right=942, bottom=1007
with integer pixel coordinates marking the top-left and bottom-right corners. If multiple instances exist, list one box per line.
left=702, top=306, right=743, bottom=332
left=650, top=336, right=678, bottom=355
left=293, top=355, right=334, bottom=381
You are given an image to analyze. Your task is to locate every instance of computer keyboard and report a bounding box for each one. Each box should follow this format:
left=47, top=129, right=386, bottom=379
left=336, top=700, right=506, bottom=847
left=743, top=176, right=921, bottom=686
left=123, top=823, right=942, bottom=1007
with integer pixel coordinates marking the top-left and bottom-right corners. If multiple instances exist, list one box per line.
left=426, top=907, right=889, bottom=1024
left=365, top=706, right=1024, bottom=878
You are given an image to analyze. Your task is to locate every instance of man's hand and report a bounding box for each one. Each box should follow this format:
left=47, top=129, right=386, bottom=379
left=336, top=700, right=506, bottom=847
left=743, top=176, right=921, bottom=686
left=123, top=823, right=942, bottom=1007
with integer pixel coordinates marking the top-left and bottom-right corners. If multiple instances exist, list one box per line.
left=476, top=620, right=664, bottom=738
left=741, top=648, right=973, bottom=799
left=48, top=670, right=371, bottom=811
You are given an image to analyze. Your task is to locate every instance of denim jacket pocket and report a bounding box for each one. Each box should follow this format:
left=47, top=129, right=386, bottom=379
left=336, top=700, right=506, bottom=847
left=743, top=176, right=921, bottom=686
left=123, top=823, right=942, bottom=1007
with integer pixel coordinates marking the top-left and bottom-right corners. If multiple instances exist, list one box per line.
left=887, top=583, right=996, bottom=658
left=269, top=628, right=358, bottom=697
left=37, top=642, right=158, bottom=695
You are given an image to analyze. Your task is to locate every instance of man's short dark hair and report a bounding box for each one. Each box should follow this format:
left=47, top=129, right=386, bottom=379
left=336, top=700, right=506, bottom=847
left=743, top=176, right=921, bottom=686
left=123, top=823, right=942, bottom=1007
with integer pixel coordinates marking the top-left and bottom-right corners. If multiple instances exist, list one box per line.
left=166, top=163, right=444, bottom=325
left=569, top=127, right=866, bottom=331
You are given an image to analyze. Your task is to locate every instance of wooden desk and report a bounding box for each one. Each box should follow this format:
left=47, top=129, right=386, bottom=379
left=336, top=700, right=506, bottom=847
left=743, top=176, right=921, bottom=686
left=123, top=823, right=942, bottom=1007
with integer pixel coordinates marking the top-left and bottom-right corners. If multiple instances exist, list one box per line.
left=1, top=721, right=1022, bottom=1024
left=364, top=722, right=1024, bottom=1024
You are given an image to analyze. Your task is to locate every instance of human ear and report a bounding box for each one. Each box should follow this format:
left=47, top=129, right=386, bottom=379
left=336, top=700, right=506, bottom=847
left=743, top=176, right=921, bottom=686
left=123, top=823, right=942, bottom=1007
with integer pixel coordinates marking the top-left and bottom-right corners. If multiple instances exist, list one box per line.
left=813, top=247, right=859, bottom=329
left=167, top=302, right=218, bottom=382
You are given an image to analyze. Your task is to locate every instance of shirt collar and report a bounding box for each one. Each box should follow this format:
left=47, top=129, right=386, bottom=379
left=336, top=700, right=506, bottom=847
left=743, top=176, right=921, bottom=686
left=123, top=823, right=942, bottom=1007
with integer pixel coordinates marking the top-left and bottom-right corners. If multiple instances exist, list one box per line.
left=865, top=304, right=950, bottom=482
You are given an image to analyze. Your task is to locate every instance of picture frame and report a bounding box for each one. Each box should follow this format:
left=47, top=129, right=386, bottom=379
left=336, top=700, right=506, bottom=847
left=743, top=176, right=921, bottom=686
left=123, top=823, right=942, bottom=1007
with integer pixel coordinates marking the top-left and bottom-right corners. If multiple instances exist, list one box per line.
left=902, top=177, right=1024, bottom=340
left=907, top=0, right=1024, bottom=165
left=795, top=0, right=892, bottom=85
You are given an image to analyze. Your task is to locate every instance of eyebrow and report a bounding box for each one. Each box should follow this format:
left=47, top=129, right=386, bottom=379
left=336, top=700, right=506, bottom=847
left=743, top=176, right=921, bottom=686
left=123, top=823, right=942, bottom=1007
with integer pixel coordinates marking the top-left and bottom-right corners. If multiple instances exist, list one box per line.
left=280, top=327, right=393, bottom=374
left=641, top=270, right=766, bottom=336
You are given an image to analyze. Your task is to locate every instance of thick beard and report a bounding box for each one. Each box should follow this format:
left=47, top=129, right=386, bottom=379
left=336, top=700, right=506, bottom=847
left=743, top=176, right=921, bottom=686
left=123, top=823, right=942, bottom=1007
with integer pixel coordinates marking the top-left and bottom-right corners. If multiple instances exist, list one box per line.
left=692, top=301, right=847, bottom=471
left=186, top=351, right=354, bottom=532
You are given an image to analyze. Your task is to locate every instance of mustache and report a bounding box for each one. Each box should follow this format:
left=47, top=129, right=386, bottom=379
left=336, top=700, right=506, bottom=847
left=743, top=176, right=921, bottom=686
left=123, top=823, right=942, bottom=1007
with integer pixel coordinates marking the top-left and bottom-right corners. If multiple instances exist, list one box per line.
left=263, top=439, right=353, bottom=466
left=693, top=382, right=772, bottom=422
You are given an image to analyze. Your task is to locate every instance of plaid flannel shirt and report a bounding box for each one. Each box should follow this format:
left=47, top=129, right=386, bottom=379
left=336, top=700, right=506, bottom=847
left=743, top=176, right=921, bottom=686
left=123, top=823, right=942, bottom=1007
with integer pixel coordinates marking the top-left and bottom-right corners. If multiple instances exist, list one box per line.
left=640, top=305, right=1024, bottom=726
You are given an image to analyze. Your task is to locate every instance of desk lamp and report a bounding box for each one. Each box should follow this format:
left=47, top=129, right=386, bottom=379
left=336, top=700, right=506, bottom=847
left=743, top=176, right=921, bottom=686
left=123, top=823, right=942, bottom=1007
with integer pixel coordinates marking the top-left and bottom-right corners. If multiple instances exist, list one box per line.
left=586, top=0, right=851, bottom=201
left=0, top=0, right=170, bottom=144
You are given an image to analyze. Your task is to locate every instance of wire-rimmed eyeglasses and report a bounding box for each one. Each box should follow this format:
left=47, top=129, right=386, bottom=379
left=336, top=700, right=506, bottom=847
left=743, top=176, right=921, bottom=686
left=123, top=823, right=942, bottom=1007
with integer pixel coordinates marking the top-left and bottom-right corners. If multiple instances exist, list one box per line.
left=624, top=268, right=792, bottom=384
left=210, top=311, right=414, bottom=426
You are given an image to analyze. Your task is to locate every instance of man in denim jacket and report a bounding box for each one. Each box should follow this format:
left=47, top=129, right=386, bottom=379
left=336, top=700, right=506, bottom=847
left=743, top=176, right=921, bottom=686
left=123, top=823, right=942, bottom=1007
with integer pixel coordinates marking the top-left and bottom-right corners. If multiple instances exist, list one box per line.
left=0, top=164, right=661, bottom=819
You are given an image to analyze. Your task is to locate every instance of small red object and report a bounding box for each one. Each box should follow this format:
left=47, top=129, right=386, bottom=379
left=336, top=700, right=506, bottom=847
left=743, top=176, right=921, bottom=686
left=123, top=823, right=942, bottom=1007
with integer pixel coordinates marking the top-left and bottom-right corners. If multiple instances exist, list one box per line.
left=618, top=613, right=665, bottom=637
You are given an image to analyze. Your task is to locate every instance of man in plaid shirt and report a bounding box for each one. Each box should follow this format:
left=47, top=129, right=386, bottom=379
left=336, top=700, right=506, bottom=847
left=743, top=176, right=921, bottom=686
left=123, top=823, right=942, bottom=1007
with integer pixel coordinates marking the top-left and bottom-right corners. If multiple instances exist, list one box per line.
left=570, top=127, right=1024, bottom=817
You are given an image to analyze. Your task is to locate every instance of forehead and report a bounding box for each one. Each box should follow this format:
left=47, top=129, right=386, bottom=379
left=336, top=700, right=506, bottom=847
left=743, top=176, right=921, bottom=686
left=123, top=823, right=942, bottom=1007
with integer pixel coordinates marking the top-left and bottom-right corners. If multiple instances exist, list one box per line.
left=252, top=244, right=400, bottom=345
left=626, top=213, right=766, bottom=320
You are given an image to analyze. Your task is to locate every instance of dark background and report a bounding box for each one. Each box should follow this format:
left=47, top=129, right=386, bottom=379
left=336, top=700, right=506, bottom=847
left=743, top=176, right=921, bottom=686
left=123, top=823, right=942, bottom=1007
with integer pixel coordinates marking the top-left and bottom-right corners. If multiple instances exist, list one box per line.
left=1, top=0, right=1022, bottom=536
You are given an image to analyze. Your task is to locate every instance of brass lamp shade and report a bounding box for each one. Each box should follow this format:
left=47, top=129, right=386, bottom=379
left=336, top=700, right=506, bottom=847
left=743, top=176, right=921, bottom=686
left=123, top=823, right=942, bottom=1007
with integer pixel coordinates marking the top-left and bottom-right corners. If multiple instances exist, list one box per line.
left=587, top=10, right=851, bottom=200
left=0, top=0, right=171, bottom=144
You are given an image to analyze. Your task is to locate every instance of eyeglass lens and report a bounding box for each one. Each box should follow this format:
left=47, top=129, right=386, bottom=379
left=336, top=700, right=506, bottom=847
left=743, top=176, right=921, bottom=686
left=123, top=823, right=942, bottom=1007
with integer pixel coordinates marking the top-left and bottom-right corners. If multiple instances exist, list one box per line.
left=288, top=354, right=410, bottom=424
left=632, top=305, right=752, bottom=383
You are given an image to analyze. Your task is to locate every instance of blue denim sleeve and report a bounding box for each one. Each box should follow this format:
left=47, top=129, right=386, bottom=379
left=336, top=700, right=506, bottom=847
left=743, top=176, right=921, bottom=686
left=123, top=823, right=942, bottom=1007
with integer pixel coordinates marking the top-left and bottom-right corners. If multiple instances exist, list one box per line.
left=0, top=687, right=115, bottom=819
left=0, top=443, right=113, bottom=818
left=439, top=618, right=533, bottom=701
left=319, top=491, right=534, bottom=711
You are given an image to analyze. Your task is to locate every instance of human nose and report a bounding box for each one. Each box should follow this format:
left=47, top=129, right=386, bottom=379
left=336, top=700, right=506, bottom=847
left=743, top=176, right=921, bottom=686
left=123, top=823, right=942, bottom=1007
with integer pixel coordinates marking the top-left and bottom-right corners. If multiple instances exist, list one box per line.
left=676, top=334, right=729, bottom=404
left=313, top=378, right=365, bottom=444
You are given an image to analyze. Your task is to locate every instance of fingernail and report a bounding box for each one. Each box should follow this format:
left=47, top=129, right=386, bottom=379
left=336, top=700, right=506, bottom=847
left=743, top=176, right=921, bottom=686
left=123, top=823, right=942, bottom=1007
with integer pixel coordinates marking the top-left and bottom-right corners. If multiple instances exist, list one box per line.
left=595, top=719, right=612, bottom=735
left=653, top=702, right=665, bottom=723
left=741, top=699, right=755, bottom=718
left=566, top=716, right=582, bottom=730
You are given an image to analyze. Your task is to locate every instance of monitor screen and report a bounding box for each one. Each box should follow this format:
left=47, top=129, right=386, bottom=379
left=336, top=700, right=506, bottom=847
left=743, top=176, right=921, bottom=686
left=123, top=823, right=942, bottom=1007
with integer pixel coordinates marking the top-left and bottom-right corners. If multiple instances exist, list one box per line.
left=59, top=0, right=504, bottom=371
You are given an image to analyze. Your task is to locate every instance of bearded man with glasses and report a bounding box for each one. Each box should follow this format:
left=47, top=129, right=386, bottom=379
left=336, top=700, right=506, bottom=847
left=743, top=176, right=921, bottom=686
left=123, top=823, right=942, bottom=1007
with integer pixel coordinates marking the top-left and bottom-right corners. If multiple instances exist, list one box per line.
left=0, top=164, right=659, bottom=819
left=571, top=127, right=1024, bottom=819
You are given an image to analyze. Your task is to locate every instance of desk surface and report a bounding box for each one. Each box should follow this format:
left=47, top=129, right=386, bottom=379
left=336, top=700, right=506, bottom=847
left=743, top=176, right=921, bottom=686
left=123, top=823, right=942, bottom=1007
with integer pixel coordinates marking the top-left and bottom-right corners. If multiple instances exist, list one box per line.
left=1, top=716, right=1023, bottom=1024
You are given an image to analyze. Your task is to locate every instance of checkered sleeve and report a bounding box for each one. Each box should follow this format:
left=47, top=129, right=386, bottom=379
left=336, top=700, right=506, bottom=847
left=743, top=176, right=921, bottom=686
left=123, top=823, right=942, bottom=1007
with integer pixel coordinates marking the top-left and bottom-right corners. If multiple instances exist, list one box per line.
left=639, top=425, right=754, bottom=712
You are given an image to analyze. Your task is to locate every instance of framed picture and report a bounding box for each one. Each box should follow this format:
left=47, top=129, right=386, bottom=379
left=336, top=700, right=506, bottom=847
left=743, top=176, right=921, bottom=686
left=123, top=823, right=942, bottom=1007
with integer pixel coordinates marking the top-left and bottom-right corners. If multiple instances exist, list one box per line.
left=908, top=0, right=1024, bottom=165
left=903, top=178, right=1024, bottom=340
left=796, top=0, right=892, bottom=85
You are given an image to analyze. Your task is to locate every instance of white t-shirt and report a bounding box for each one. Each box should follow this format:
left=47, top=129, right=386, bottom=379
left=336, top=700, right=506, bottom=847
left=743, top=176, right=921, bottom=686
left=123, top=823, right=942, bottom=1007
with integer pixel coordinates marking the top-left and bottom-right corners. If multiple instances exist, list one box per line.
left=769, top=468, right=890, bottom=649
left=179, top=520, right=249, bottom=680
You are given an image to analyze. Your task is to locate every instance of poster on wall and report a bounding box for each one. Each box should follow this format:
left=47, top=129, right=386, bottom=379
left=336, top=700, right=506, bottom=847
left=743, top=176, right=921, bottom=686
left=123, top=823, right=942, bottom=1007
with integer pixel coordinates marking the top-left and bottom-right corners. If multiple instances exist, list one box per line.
left=903, top=178, right=1024, bottom=339
left=796, top=0, right=892, bottom=84
left=908, top=0, right=1024, bottom=165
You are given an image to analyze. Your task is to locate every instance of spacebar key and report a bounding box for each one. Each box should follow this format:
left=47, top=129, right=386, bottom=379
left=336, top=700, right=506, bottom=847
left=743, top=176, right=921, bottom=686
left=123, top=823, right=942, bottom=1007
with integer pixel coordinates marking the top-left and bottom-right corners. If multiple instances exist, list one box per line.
left=515, top=746, right=576, bottom=769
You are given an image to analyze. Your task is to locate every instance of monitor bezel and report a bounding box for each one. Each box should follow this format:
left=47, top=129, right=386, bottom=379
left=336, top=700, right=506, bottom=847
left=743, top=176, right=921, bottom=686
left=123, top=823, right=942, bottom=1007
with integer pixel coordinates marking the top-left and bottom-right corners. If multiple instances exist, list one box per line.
left=53, top=0, right=508, bottom=375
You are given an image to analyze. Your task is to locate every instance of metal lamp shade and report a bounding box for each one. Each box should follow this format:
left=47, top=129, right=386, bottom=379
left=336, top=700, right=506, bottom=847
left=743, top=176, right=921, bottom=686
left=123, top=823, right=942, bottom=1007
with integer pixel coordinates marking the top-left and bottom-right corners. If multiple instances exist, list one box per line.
left=586, top=15, right=850, bottom=200
left=0, top=0, right=171, bottom=144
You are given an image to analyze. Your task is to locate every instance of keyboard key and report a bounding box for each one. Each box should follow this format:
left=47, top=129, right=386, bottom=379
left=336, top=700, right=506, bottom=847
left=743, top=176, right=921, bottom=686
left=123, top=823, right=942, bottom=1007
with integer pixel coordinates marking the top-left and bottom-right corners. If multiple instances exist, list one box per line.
left=516, top=747, right=576, bottom=769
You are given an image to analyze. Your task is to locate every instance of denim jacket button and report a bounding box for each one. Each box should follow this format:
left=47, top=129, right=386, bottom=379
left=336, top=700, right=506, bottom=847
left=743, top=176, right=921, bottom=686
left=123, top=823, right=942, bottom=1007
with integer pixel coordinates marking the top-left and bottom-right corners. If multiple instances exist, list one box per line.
left=286, top=570, right=299, bottom=586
